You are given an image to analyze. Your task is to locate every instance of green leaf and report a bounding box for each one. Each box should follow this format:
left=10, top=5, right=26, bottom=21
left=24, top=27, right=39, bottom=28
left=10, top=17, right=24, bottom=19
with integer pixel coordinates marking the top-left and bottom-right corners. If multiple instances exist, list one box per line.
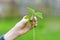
left=25, top=7, right=43, bottom=26
left=27, top=20, right=34, bottom=25
left=25, top=14, right=32, bottom=19
left=35, top=12, right=43, bottom=19
left=25, top=15, right=30, bottom=19
left=25, top=15, right=34, bottom=25
left=27, top=7, right=35, bottom=15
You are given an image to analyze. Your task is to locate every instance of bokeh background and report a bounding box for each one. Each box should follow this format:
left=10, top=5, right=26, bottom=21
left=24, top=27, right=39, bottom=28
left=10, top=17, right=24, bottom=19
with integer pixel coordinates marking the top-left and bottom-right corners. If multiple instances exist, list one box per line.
left=0, top=0, right=60, bottom=40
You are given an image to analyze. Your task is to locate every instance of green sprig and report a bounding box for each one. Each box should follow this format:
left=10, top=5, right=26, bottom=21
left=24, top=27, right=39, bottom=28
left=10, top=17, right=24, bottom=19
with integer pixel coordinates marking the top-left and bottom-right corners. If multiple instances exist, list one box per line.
left=25, top=7, right=43, bottom=25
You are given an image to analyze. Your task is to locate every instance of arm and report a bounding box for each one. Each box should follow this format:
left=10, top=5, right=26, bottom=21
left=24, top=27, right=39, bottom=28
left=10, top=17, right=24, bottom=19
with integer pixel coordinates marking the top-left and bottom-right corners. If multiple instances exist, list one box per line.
left=4, top=16, right=37, bottom=40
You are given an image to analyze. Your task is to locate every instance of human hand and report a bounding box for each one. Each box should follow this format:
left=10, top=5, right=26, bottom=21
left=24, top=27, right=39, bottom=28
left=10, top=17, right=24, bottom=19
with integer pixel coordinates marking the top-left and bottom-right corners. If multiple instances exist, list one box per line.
left=4, top=16, right=37, bottom=40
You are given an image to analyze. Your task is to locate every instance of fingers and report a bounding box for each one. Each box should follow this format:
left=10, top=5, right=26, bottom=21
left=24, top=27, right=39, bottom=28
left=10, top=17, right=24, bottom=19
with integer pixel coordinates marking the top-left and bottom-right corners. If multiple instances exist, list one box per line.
left=22, top=16, right=37, bottom=28
left=33, top=16, right=37, bottom=27
left=33, top=16, right=37, bottom=22
left=30, top=16, right=37, bottom=27
left=18, top=24, right=34, bottom=35
left=18, top=16, right=37, bottom=35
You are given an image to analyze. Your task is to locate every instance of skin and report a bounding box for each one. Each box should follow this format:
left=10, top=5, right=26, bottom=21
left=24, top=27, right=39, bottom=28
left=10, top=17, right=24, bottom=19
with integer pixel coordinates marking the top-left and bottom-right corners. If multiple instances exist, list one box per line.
left=4, top=16, right=37, bottom=40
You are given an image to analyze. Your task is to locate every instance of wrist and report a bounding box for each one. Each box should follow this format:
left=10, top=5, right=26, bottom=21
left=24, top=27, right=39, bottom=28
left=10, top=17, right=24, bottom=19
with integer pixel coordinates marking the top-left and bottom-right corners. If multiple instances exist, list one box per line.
left=4, top=29, right=20, bottom=40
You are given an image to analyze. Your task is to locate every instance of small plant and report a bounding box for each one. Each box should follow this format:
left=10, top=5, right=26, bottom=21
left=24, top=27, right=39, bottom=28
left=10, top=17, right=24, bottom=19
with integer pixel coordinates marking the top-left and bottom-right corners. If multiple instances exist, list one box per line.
left=25, top=7, right=43, bottom=25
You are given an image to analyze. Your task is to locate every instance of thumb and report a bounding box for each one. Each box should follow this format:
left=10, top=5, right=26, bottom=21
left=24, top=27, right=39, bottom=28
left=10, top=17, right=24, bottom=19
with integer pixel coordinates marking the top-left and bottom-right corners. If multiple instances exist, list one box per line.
left=21, top=16, right=28, bottom=24
left=14, top=16, right=28, bottom=28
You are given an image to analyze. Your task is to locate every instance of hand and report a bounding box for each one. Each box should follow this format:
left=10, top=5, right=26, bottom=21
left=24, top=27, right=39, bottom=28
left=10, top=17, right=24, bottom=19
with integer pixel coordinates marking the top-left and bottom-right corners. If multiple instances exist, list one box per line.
left=4, top=16, right=37, bottom=40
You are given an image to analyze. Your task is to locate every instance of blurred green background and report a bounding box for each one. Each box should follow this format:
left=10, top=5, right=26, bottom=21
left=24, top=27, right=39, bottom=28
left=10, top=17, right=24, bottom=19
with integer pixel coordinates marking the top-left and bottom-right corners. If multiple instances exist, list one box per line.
left=0, top=0, right=60, bottom=40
